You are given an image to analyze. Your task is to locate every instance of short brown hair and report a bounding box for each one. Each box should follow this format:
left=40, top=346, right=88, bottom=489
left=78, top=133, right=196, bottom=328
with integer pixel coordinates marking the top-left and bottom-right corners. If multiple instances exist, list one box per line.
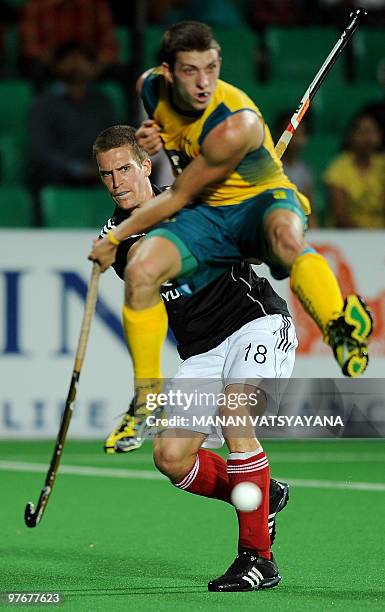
left=160, top=21, right=221, bottom=69
left=93, top=125, right=149, bottom=163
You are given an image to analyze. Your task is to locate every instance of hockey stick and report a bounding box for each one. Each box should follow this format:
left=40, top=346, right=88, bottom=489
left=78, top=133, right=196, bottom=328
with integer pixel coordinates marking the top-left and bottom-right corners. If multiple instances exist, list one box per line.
left=274, top=8, right=367, bottom=159
left=24, top=262, right=100, bottom=528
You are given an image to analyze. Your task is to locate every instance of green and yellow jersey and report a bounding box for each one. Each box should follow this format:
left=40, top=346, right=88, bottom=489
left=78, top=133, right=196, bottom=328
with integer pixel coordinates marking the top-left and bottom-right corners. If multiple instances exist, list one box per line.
left=141, top=67, right=310, bottom=213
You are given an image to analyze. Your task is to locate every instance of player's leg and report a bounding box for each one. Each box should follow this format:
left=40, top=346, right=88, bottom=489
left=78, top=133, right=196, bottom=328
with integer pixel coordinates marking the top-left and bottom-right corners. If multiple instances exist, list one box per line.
left=105, top=235, right=185, bottom=453
left=209, top=399, right=281, bottom=592
left=151, top=345, right=288, bottom=530
left=153, top=431, right=232, bottom=502
left=208, top=316, right=296, bottom=592
left=106, top=205, right=244, bottom=453
left=263, top=202, right=373, bottom=377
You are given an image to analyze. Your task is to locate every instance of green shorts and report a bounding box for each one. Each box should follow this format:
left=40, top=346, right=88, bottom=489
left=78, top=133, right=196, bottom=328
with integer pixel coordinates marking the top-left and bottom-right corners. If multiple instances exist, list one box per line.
left=146, top=188, right=307, bottom=294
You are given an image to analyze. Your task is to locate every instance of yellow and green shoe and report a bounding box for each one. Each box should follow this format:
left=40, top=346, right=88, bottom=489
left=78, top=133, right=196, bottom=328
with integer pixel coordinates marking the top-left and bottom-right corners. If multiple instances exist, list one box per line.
left=104, top=407, right=145, bottom=454
left=325, top=295, right=374, bottom=377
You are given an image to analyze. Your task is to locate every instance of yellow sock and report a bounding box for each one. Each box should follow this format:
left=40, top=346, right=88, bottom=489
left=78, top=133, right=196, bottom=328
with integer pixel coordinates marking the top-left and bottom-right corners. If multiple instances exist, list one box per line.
left=290, top=252, right=343, bottom=333
left=122, top=301, right=168, bottom=380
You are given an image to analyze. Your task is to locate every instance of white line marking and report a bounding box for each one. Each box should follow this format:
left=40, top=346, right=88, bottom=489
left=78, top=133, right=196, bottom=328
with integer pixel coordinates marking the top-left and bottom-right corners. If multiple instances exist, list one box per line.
left=0, top=461, right=385, bottom=492
left=9, top=451, right=385, bottom=465
left=0, top=461, right=165, bottom=480
left=278, top=478, right=385, bottom=492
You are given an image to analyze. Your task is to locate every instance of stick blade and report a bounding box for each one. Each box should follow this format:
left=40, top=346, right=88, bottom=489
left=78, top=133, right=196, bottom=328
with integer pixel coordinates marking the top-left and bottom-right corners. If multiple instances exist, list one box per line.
left=24, top=502, right=38, bottom=528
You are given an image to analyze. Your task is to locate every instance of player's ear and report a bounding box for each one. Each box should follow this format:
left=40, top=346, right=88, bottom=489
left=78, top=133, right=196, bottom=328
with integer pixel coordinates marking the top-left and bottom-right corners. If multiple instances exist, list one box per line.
left=162, top=62, right=173, bottom=84
left=142, top=158, right=152, bottom=177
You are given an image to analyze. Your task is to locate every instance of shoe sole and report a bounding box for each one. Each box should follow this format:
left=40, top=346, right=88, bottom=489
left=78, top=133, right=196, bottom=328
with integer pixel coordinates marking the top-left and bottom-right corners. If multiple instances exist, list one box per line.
left=208, top=574, right=281, bottom=592
left=104, top=442, right=143, bottom=454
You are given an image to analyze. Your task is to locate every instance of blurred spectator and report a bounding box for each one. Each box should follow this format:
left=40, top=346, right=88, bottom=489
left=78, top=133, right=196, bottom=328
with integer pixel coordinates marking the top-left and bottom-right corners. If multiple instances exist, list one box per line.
left=319, top=0, right=385, bottom=25
left=248, top=0, right=307, bottom=28
left=274, top=112, right=316, bottom=223
left=323, top=113, right=385, bottom=227
left=19, top=0, right=119, bottom=88
left=28, top=43, right=116, bottom=191
left=362, top=59, right=385, bottom=150
left=148, top=0, right=243, bottom=28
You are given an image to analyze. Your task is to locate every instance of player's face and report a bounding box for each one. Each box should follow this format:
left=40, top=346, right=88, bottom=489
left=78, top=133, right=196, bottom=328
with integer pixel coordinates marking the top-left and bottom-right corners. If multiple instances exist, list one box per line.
left=164, top=49, right=221, bottom=112
left=96, top=146, right=152, bottom=210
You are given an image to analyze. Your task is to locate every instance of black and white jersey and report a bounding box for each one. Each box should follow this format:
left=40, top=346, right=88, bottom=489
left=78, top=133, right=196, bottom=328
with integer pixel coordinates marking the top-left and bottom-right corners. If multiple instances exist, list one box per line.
left=99, top=185, right=291, bottom=360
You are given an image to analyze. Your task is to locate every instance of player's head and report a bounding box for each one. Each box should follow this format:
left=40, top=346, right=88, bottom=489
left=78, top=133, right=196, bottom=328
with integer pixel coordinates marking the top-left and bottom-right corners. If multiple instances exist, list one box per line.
left=160, top=21, right=222, bottom=112
left=93, top=125, right=152, bottom=211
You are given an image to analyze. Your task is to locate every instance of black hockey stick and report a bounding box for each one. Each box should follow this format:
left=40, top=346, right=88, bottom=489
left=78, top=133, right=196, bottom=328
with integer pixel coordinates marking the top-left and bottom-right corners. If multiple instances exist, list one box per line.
left=24, top=262, right=100, bottom=528
left=274, top=8, right=367, bottom=159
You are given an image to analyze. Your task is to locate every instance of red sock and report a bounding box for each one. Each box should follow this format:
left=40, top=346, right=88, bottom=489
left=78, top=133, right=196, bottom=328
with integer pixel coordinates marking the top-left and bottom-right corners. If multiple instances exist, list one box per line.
left=174, top=449, right=231, bottom=503
left=227, top=450, right=271, bottom=559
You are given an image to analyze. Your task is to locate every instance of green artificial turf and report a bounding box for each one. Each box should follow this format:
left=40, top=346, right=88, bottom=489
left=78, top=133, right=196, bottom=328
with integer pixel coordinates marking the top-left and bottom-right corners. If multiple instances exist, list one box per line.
left=1, top=439, right=385, bottom=611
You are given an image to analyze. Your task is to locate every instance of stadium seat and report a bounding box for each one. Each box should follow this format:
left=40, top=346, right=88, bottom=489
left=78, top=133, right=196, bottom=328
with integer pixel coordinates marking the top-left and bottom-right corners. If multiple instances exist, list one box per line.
left=144, top=26, right=164, bottom=68
left=97, top=81, right=128, bottom=122
left=213, top=27, right=259, bottom=91
left=0, top=80, right=34, bottom=139
left=116, top=26, right=131, bottom=63
left=302, top=135, right=340, bottom=226
left=40, top=187, right=114, bottom=228
left=244, top=80, right=324, bottom=133
left=312, top=81, right=384, bottom=135
left=0, top=134, right=27, bottom=185
left=3, top=24, right=19, bottom=74
left=354, top=28, right=385, bottom=82
left=302, top=134, right=340, bottom=178
left=0, top=186, right=34, bottom=227
left=265, top=26, right=346, bottom=83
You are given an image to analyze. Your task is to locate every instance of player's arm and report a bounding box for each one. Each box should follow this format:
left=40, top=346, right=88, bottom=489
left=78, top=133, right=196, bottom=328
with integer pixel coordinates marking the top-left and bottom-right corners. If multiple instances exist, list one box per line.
left=89, top=111, right=263, bottom=270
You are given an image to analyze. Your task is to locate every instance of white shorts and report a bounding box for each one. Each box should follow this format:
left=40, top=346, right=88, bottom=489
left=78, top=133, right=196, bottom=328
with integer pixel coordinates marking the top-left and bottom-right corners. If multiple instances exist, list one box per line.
left=160, top=314, right=297, bottom=447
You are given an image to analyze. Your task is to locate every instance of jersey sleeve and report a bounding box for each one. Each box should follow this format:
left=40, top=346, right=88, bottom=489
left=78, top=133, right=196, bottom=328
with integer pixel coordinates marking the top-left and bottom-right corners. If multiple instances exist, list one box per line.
left=198, top=103, right=258, bottom=146
left=141, top=68, right=162, bottom=118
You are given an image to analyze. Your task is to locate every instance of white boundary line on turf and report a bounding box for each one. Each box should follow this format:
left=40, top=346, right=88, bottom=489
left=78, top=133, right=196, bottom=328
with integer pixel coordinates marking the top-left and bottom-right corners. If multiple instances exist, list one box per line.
left=1, top=461, right=385, bottom=492
left=6, top=451, right=385, bottom=464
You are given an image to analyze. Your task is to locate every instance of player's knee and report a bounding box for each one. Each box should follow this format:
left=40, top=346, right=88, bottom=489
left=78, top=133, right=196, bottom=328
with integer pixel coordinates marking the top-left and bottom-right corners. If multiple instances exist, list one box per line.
left=124, top=257, right=162, bottom=291
left=269, top=223, right=305, bottom=267
left=153, top=445, right=191, bottom=480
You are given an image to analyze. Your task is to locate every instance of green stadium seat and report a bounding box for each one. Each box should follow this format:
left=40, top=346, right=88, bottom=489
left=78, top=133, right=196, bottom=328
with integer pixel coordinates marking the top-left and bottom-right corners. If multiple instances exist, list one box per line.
left=302, top=134, right=340, bottom=225
left=40, top=186, right=113, bottom=228
left=116, top=26, right=131, bottom=63
left=302, top=134, right=340, bottom=178
left=0, top=80, right=34, bottom=138
left=97, top=81, right=128, bottom=122
left=144, top=26, right=164, bottom=68
left=244, top=80, right=324, bottom=133
left=312, top=81, right=384, bottom=135
left=0, top=186, right=34, bottom=227
left=0, top=134, right=27, bottom=184
left=213, top=27, right=259, bottom=91
left=3, top=24, right=20, bottom=73
left=265, top=26, right=345, bottom=83
left=355, top=28, right=385, bottom=82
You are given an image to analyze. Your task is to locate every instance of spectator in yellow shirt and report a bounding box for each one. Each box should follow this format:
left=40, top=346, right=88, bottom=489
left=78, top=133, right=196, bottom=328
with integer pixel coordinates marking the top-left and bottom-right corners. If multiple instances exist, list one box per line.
left=323, top=113, right=385, bottom=228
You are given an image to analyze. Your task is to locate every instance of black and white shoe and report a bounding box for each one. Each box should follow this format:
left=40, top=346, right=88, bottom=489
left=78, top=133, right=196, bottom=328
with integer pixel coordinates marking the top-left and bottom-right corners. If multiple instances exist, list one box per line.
left=269, top=479, right=289, bottom=545
left=208, top=550, right=281, bottom=592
